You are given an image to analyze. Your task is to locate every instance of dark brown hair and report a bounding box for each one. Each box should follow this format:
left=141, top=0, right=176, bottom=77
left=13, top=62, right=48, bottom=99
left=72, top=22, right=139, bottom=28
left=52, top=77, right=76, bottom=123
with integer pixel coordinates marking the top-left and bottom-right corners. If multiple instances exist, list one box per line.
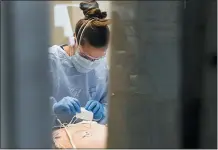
left=75, top=0, right=111, bottom=48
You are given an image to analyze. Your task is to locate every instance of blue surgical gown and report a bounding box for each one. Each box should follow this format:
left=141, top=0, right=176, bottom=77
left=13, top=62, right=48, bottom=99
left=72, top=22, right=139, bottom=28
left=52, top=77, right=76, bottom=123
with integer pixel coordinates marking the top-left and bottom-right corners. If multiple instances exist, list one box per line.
left=49, top=45, right=109, bottom=125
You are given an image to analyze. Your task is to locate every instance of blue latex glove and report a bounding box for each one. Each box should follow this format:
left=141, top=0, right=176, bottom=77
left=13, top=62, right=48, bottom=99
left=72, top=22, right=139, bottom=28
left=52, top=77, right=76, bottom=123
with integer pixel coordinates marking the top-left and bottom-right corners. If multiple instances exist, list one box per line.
left=53, top=96, right=81, bottom=115
left=85, top=100, right=104, bottom=120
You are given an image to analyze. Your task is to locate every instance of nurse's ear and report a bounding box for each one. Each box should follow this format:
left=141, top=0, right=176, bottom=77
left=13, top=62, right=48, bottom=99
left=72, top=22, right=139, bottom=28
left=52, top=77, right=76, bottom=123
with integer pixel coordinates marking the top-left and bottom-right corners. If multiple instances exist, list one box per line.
left=66, top=34, right=77, bottom=56
left=73, top=33, right=78, bottom=47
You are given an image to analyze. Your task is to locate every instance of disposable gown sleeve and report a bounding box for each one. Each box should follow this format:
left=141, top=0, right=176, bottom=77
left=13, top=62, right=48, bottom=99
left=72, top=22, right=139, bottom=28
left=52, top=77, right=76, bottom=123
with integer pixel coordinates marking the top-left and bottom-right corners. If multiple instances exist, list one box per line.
left=48, top=49, right=59, bottom=115
left=98, top=72, right=109, bottom=124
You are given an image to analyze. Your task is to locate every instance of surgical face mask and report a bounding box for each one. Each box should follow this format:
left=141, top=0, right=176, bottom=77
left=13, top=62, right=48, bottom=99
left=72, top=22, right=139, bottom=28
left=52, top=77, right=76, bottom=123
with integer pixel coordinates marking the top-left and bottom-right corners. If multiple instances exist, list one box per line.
left=71, top=50, right=104, bottom=73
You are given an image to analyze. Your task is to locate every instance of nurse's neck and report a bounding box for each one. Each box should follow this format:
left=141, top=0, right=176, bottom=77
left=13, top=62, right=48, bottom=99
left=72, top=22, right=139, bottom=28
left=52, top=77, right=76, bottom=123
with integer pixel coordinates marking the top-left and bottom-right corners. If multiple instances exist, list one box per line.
left=63, top=45, right=75, bottom=56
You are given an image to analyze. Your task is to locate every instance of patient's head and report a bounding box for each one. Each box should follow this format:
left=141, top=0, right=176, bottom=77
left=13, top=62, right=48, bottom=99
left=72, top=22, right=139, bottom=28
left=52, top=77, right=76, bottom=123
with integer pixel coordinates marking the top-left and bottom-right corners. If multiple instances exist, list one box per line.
left=74, top=0, right=111, bottom=59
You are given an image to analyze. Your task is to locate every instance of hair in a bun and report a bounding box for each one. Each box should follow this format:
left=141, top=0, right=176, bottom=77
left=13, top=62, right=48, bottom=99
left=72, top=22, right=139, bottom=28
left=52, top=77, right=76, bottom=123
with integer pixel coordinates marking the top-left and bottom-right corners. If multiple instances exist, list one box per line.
left=74, top=0, right=111, bottom=49
left=80, top=0, right=98, bottom=11
left=80, top=0, right=107, bottom=19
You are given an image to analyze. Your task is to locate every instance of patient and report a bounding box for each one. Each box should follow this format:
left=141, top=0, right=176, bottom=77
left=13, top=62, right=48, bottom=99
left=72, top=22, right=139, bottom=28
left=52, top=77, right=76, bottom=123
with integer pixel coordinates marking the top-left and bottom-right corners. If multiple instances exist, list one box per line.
left=52, top=121, right=107, bottom=149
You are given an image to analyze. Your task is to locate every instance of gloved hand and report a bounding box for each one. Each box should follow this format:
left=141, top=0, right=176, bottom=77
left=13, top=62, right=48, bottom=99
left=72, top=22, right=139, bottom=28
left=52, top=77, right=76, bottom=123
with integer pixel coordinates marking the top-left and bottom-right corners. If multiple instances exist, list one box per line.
left=85, top=100, right=104, bottom=120
left=53, top=96, right=81, bottom=115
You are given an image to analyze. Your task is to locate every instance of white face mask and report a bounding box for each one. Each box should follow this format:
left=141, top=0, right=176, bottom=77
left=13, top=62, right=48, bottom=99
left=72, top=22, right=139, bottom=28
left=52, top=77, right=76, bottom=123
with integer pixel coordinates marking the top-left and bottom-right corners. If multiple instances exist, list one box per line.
left=71, top=51, right=103, bottom=73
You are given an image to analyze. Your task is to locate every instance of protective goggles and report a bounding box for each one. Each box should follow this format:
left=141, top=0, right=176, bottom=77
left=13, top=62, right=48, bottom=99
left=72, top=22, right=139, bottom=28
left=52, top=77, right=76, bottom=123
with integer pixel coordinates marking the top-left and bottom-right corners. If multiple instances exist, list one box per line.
left=78, top=48, right=106, bottom=62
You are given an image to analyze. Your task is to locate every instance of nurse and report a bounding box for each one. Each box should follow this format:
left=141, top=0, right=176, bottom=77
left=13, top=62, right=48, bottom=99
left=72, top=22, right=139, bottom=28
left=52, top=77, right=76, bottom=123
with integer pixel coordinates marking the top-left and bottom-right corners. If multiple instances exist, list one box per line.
left=49, top=0, right=110, bottom=124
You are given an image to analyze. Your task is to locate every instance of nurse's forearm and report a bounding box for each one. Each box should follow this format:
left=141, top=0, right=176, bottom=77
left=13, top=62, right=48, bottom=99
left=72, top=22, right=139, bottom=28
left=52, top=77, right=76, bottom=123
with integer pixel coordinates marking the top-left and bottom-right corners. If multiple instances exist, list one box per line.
left=102, top=104, right=107, bottom=118
left=98, top=104, right=107, bottom=124
left=50, top=97, right=57, bottom=114
left=50, top=97, right=58, bottom=124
